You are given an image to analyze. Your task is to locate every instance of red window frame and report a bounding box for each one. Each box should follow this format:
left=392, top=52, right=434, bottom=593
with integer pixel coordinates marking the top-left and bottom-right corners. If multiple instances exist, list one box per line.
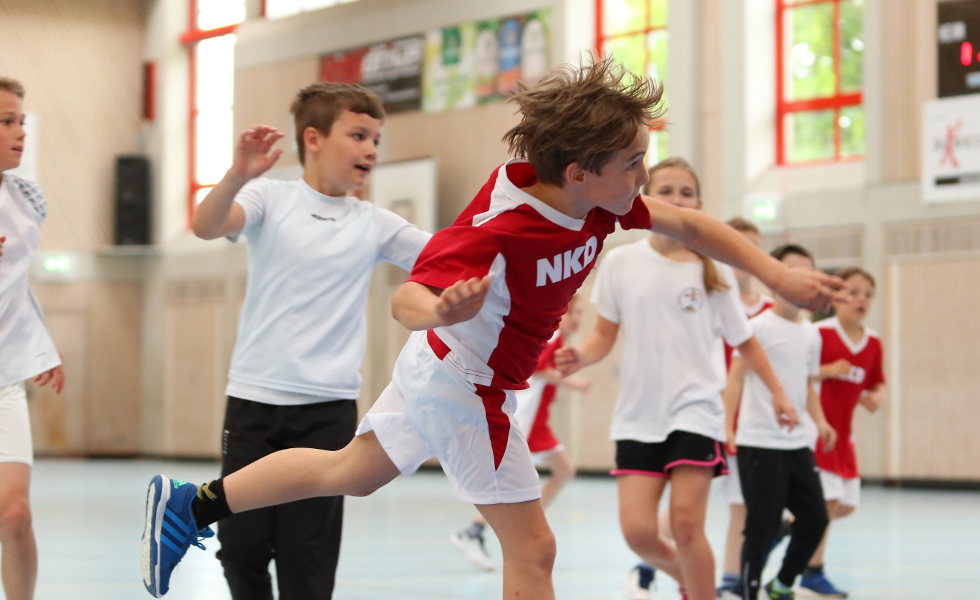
left=775, top=0, right=863, bottom=166
left=180, top=1, right=245, bottom=228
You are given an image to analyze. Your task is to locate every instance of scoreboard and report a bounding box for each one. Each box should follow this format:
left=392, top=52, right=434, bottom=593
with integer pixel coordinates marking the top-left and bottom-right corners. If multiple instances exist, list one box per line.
left=938, top=0, right=980, bottom=97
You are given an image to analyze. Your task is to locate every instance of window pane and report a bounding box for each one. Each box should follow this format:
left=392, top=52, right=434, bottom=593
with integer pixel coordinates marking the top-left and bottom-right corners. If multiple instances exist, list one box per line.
left=197, top=0, right=245, bottom=30
left=839, top=105, right=864, bottom=156
left=196, top=107, right=234, bottom=184
left=783, top=3, right=835, bottom=101
left=195, top=186, right=213, bottom=206
left=196, top=35, right=236, bottom=113
left=603, top=33, right=646, bottom=79
left=840, top=0, right=864, bottom=92
left=785, top=109, right=834, bottom=162
left=648, top=0, right=667, bottom=29
left=603, top=0, right=646, bottom=36
left=647, top=29, right=668, bottom=84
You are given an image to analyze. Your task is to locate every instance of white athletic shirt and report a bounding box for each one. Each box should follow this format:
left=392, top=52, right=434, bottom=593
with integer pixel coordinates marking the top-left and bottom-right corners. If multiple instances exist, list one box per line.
left=735, top=310, right=822, bottom=450
left=0, top=175, right=60, bottom=387
left=592, top=239, right=753, bottom=443
left=225, top=177, right=430, bottom=405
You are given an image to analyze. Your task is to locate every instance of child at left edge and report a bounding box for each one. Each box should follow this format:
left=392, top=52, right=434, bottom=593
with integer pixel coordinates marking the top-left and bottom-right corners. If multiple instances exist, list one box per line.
left=139, top=57, right=846, bottom=600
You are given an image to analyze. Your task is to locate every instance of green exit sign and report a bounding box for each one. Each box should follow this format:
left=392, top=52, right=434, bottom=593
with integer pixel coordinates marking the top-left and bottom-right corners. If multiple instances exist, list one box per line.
left=34, top=251, right=78, bottom=281
left=43, top=254, right=74, bottom=274
left=741, top=194, right=784, bottom=232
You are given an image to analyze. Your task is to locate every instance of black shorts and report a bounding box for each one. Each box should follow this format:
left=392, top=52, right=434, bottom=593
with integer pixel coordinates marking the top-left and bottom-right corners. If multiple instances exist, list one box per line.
left=613, top=430, right=728, bottom=478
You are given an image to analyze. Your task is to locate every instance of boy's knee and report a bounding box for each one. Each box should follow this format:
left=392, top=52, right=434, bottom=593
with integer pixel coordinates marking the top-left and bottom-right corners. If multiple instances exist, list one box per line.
left=0, top=499, right=32, bottom=539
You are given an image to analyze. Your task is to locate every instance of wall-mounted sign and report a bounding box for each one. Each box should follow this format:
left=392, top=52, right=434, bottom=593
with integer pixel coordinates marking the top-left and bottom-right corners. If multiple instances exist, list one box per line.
left=320, top=35, right=425, bottom=114
left=938, top=0, right=980, bottom=98
left=922, top=95, right=980, bottom=202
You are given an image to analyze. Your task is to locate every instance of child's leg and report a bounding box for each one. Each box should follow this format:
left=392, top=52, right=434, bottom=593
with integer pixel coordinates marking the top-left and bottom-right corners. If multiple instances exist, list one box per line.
left=539, top=449, right=575, bottom=510
left=617, top=474, right=683, bottom=582
left=777, top=449, right=829, bottom=587
left=0, top=462, right=36, bottom=600
left=667, top=465, right=715, bottom=600
left=477, top=500, right=556, bottom=600
left=737, top=446, right=790, bottom=600
left=223, top=431, right=401, bottom=514
left=721, top=503, right=747, bottom=576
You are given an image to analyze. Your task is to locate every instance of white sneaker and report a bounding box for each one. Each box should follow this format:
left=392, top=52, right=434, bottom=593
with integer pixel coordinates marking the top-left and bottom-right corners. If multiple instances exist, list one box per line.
left=449, top=531, right=495, bottom=571
left=624, top=564, right=654, bottom=600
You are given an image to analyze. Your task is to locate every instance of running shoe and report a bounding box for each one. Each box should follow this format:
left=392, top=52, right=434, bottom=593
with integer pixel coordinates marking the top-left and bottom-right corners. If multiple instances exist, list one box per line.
left=764, top=580, right=795, bottom=600
left=799, top=569, right=848, bottom=598
left=449, top=530, right=495, bottom=571
left=624, top=563, right=655, bottom=600
left=141, top=475, right=214, bottom=597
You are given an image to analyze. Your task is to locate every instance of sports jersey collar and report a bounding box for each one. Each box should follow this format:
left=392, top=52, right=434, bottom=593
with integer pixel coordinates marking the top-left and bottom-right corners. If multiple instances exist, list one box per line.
left=745, top=295, right=773, bottom=317
left=298, top=178, right=354, bottom=206
left=499, top=159, right=587, bottom=231
left=825, top=316, right=870, bottom=354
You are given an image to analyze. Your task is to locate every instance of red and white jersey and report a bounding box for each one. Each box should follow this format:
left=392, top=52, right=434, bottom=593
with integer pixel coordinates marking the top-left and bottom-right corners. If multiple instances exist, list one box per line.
left=724, top=295, right=774, bottom=369
left=409, top=160, right=651, bottom=390
left=513, top=333, right=562, bottom=453
left=815, top=317, right=885, bottom=478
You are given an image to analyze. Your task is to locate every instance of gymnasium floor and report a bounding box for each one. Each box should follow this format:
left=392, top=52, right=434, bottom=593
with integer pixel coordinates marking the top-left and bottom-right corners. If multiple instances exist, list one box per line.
left=28, top=458, right=979, bottom=599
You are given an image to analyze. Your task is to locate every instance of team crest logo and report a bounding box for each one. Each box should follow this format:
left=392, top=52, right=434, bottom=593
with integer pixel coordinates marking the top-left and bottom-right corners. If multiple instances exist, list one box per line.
left=678, top=287, right=704, bottom=312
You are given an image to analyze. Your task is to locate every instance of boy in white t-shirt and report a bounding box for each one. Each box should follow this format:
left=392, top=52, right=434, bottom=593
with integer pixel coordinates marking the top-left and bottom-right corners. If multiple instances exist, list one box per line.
left=725, top=244, right=837, bottom=600
left=180, top=83, right=430, bottom=600
left=141, top=57, right=846, bottom=600
left=0, top=76, right=66, bottom=600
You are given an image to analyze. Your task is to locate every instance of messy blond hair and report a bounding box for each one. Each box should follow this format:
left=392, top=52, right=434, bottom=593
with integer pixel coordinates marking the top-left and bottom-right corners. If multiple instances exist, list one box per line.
left=0, top=77, right=25, bottom=99
left=503, top=55, right=665, bottom=186
left=290, top=82, right=385, bottom=165
left=646, top=157, right=730, bottom=295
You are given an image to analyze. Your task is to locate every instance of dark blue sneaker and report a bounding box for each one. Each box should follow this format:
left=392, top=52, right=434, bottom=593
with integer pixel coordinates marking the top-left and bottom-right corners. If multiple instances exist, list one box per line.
left=799, top=570, right=848, bottom=598
left=141, top=475, right=214, bottom=597
left=624, top=563, right=655, bottom=599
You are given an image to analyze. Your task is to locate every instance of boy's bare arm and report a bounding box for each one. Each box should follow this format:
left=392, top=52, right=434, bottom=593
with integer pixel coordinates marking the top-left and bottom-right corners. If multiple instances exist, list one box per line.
left=391, top=277, right=491, bottom=331
left=735, top=336, right=799, bottom=431
left=722, top=356, right=748, bottom=454
left=807, top=378, right=837, bottom=451
left=641, top=196, right=846, bottom=311
left=193, top=125, right=285, bottom=240
left=554, top=315, right=619, bottom=375
left=859, top=382, right=886, bottom=413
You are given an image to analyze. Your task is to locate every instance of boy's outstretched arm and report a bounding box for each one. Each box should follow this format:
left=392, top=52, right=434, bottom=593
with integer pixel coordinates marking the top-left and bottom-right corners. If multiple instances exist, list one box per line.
left=392, top=276, right=491, bottom=331
left=193, top=125, right=285, bottom=240
left=722, top=356, right=748, bottom=455
left=641, top=196, right=847, bottom=311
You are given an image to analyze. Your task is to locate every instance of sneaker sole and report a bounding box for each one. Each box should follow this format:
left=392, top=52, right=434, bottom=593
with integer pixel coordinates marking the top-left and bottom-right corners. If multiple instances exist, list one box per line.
left=141, top=475, right=171, bottom=598
left=448, top=535, right=495, bottom=571
left=798, top=588, right=847, bottom=599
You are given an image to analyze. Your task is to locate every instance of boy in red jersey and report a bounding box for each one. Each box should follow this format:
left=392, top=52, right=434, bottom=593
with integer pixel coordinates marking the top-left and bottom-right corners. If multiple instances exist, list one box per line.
left=140, top=56, right=845, bottom=600
left=450, top=297, right=588, bottom=571
left=800, top=267, right=885, bottom=599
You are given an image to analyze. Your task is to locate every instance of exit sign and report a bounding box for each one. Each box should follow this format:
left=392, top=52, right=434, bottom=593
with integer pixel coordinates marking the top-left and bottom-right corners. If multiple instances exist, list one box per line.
left=938, top=0, right=980, bottom=97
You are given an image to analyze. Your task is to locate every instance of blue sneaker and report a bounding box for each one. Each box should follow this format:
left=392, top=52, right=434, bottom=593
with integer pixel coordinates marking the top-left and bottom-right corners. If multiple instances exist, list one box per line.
left=799, top=570, right=848, bottom=598
left=141, top=475, right=214, bottom=597
left=624, top=563, right=655, bottom=599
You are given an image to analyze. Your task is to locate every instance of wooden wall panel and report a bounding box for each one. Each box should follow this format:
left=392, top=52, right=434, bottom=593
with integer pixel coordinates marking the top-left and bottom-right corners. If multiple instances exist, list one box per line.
left=28, top=282, right=142, bottom=455
left=0, top=0, right=146, bottom=250
left=891, top=257, right=980, bottom=480
left=162, top=280, right=227, bottom=458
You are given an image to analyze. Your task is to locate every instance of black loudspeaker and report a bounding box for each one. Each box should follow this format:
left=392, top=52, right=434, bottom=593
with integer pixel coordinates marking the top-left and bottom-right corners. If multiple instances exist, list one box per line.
left=114, top=155, right=151, bottom=245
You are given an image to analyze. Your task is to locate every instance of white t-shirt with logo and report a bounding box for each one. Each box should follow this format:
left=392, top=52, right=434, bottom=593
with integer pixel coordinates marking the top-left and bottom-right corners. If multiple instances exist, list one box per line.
left=225, top=177, right=431, bottom=405
left=735, top=310, right=822, bottom=450
left=592, top=239, right=753, bottom=443
left=0, top=175, right=60, bottom=387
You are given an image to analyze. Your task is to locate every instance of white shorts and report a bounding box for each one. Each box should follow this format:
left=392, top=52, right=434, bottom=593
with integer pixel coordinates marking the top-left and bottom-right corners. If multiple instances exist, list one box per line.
left=724, top=454, right=744, bottom=505
left=819, top=469, right=860, bottom=507
left=0, top=383, right=33, bottom=465
left=356, top=331, right=541, bottom=505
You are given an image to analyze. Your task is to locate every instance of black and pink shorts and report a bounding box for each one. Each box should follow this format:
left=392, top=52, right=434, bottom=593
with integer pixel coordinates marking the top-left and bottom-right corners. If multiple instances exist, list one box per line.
left=613, top=430, right=728, bottom=478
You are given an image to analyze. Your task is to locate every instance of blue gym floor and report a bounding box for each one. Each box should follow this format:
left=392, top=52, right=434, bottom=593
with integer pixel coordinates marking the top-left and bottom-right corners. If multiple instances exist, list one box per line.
left=27, top=458, right=980, bottom=599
